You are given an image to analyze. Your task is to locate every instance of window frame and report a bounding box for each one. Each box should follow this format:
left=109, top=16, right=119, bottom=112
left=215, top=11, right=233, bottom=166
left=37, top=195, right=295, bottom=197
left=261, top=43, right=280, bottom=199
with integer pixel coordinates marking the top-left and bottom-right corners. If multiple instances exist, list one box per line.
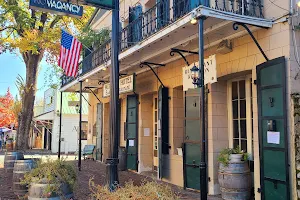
left=227, top=75, right=253, bottom=159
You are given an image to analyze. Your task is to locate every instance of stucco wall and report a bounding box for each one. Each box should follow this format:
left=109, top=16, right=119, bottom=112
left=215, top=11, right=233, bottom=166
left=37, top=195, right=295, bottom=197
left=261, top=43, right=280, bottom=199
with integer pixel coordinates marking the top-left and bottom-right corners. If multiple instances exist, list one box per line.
left=84, top=20, right=297, bottom=197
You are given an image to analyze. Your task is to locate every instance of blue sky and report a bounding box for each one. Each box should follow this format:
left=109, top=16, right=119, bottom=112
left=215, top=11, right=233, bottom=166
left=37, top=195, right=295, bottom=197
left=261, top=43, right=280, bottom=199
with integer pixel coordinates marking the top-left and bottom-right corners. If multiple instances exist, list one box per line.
left=0, top=52, right=58, bottom=99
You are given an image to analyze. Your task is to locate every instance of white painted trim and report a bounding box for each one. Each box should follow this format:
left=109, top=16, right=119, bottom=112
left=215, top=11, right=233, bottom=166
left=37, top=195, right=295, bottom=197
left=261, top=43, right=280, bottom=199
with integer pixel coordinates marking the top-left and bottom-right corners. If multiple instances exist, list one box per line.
left=227, top=81, right=233, bottom=148
left=227, top=75, right=253, bottom=156
left=195, top=6, right=273, bottom=28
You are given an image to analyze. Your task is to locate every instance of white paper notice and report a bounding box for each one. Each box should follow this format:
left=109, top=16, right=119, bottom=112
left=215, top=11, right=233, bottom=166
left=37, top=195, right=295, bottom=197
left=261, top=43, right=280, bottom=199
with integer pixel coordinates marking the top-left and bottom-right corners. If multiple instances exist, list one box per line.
left=129, top=140, right=135, bottom=147
left=267, top=131, right=280, bottom=144
left=144, top=128, right=150, bottom=137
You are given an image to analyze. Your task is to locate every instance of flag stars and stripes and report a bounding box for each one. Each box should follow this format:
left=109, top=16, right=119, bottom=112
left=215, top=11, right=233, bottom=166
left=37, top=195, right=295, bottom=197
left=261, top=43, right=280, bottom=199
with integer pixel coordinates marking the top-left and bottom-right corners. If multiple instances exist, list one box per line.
left=58, top=30, right=82, bottom=77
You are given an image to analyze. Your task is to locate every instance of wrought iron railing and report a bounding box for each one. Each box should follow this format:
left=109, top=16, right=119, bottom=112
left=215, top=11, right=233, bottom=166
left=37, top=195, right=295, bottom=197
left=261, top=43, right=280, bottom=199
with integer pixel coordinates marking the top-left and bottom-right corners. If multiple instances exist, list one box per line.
left=62, top=0, right=263, bottom=87
left=61, top=74, right=76, bottom=86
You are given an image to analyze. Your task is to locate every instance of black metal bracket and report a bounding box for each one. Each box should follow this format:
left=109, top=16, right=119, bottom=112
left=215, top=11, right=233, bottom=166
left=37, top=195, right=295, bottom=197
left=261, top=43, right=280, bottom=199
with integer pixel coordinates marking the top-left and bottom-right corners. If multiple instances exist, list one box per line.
left=98, top=80, right=109, bottom=85
left=140, top=62, right=165, bottom=87
left=119, top=73, right=127, bottom=77
left=170, top=48, right=198, bottom=66
left=233, top=22, right=269, bottom=61
left=76, top=90, right=92, bottom=106
left=81, top=94, right=91, bottom=106
left=84, top=86, right=102, bottom=103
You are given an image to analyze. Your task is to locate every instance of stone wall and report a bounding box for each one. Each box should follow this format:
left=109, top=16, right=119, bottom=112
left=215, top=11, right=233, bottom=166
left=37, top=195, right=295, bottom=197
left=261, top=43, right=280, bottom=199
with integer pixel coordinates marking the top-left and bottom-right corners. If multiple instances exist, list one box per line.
left=292, top=94, right=300, bottom=199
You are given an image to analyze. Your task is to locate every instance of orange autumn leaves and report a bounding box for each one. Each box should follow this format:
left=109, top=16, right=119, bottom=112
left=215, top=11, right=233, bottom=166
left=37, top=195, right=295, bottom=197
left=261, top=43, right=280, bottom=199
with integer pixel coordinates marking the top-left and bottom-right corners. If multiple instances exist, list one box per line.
left=0, top=88, right=17, bottom=127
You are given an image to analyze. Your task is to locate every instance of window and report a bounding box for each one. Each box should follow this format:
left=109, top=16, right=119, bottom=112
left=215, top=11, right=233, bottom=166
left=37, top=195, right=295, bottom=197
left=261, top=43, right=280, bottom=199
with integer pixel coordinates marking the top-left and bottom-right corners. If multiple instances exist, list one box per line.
left=228, top=76, right=254, bottom=158
left=81, top=121, right=88, bottom=140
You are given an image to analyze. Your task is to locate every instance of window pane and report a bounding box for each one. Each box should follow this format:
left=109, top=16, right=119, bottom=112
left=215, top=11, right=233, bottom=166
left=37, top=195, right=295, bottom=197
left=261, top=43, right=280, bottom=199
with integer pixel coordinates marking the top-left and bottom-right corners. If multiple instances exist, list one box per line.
left=232, top=101, right=238, bottom=119
left=155, top=111, right=157, bottom=122
left=233, top=139, right=239, bottom=149
left=233, top=120, right=239, bottom=138
left=232, top=82, right=238, bottom=100
left=240, top=120, right=247, bottom=138
left=239, top=80, right=246, bottom=99
left=241, top=140, right=247, bottom=152
left=155, top=98, right=158, bottom=109
left=240, top=100, right=246, bottom=118
left=155, top=124, right=157, bottom=136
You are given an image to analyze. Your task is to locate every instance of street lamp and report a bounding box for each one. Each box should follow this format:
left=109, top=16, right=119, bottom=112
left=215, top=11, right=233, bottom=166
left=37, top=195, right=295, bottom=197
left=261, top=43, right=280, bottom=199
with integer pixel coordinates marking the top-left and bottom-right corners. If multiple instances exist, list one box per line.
left=190, top=11, right=208, bottom=200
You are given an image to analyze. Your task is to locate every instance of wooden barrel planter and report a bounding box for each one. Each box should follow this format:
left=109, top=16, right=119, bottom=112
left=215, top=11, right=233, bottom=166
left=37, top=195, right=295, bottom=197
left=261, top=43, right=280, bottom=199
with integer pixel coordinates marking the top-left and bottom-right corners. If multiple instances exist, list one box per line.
left=13, top=159, right=38, bottom=197
left=4, top=152, right=24, bottom=172
left=218, top=161, right=251, bottom=200
left=28, top=179, right=73, bottom=200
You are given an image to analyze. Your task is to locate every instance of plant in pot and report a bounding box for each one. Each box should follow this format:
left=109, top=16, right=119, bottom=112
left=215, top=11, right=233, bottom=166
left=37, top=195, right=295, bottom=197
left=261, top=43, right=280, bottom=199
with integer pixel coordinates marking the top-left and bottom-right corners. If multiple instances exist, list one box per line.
left=218, top=145, right=248, bottom=167
left=22, top=158, right=76, bottom=199
left=217, top=146, right=251, bottom=200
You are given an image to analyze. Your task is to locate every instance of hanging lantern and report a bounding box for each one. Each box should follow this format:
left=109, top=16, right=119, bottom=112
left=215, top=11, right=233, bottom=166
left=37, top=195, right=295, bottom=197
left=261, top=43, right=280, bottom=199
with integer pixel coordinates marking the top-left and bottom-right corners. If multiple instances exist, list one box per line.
left=190, top=64, right=200, bottom=86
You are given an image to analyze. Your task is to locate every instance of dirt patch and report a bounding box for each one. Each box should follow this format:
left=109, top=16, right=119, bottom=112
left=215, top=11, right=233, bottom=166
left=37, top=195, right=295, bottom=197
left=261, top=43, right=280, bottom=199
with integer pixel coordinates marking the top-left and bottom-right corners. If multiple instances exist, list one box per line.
left=0, top=169, right=18, bottom=200
left=0, top=160, right=221, bottom=200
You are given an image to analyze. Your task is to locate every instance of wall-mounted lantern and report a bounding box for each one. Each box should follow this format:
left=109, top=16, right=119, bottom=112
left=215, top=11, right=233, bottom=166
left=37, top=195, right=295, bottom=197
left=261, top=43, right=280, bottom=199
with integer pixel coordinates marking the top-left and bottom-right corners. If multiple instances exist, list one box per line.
left=190, top=64, right=201, bottom=86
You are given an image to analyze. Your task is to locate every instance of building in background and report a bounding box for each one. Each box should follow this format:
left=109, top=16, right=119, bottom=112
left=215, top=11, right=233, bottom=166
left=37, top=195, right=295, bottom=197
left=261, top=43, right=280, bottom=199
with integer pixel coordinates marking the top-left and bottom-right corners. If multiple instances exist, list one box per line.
left=32, top=88, right=89, bottom=153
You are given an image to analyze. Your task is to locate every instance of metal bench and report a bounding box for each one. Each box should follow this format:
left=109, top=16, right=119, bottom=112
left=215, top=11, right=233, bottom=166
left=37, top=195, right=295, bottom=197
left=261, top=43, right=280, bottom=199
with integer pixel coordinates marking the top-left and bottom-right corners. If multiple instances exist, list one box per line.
left=82, top=145, right=95, bottom=160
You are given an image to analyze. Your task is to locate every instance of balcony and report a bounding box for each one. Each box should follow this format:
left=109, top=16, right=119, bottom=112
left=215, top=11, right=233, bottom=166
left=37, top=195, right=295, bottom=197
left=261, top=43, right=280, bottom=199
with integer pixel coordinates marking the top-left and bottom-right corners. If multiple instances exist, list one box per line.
left=61, top=0, right=264, bottom=87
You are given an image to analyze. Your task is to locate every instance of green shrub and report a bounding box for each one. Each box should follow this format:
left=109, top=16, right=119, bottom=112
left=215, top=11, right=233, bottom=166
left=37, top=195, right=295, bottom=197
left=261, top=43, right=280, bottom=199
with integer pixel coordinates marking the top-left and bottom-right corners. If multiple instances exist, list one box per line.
left=22, top=159, right=76, bottom=196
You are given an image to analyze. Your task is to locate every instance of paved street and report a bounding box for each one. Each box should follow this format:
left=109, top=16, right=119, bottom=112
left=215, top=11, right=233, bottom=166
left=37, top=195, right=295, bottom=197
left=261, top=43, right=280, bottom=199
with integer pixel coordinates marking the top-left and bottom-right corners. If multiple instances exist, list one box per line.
left=0, top=154, right=222, bottom=200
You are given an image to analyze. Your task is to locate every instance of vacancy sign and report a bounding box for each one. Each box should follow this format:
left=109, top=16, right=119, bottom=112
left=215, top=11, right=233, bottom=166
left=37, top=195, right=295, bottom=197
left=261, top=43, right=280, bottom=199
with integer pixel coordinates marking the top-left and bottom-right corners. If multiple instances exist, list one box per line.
left=103, top=74, right=135, bottom=97
left=182, top=55, right=217, bottom=91
left=29, top=0, right=83, bottom=18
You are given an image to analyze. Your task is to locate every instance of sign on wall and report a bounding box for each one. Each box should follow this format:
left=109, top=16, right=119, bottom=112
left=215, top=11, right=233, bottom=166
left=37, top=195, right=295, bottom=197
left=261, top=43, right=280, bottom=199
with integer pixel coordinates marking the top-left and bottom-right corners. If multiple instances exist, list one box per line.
left=182, top=55, right=217, bottom=91
left=29, top=0, right=83, bottom=18
left=68, top=101, right=80, bottom=106
left=103, top=74, right=135, bottom=97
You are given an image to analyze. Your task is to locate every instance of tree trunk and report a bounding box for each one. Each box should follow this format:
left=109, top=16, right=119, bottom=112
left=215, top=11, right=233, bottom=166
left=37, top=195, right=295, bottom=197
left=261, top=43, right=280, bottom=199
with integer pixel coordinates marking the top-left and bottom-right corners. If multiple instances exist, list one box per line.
left=16, top=53, right=43, bottom=150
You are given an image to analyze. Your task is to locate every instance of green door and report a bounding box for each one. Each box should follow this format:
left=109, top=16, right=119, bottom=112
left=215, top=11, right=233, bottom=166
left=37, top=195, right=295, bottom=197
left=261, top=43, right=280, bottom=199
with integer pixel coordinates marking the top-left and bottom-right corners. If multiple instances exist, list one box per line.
left=257, top=56, right=289, bottom=200
left=96, top=103, right=103, bottom=161
left=184, top=88, right=201, bottom=190
left=126, top=95, right=138, bottom=171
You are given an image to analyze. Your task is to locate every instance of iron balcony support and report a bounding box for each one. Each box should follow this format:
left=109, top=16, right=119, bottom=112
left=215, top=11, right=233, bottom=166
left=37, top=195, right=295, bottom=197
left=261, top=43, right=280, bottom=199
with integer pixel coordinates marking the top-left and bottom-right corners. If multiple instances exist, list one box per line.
left=84, top=87, right=102, bottom=103
left=78, top=81, right=83, bottom=171
left=98, top=80, right=109, bottom=85
left=81, top=94, right=91, bottom=106
left=198, top=17, right=208, bottom=200
left=233, top=22, right=269, bottom=62
left=140, top=62, right=166, bottom=87
left=58, top=92, right=63, bottom=159
left=76, top=90, right=92, bottom=106
left=106, top=0, right=120, bottom=191
left=170, top=48, right=198, bottom=66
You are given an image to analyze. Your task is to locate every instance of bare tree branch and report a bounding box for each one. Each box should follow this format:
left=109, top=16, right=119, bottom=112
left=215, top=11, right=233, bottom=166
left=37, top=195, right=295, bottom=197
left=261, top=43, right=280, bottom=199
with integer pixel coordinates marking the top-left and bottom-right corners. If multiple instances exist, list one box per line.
left=0, top=26, right=16, bottom=32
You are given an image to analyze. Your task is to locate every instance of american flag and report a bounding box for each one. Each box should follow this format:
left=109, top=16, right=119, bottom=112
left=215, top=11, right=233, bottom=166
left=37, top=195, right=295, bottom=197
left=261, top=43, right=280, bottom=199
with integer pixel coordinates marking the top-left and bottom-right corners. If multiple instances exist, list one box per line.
left=59, top=30, right=82, bottom=77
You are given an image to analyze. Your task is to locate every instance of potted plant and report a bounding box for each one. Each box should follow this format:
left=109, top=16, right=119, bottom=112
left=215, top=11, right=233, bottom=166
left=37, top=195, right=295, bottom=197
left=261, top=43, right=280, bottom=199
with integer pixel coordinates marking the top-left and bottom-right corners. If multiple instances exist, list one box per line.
left=217, top=146, right=251, bottom=200
left=22, top=159, right=76, bottom=199
left=218, top=145, right=248, bottom=167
